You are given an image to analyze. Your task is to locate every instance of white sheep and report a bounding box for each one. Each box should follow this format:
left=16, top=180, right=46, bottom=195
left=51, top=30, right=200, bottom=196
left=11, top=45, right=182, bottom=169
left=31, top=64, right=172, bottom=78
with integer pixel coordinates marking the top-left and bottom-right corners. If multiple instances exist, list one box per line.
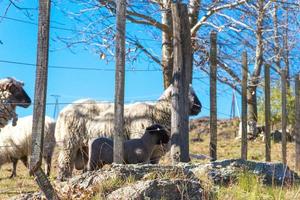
left=0, top=77, right=31, bottom=128
left=0, top=116, right=56, bottom=178
left=87, top=124, right=170, bottom=170
left=55, top=84, right=201, bottom=180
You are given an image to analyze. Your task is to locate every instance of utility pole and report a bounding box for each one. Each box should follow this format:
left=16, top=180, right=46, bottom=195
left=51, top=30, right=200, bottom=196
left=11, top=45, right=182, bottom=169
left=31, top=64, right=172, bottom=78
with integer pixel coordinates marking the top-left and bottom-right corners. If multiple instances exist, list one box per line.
left=230, top=90, right=236, bottom=119
left=51, top=94, right=60, bottom=119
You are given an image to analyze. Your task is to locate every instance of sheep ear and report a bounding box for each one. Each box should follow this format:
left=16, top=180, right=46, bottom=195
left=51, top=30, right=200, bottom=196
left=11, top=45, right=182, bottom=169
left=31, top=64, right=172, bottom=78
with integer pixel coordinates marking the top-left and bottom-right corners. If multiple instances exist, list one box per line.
left=158, top=84, right=173, bottom=100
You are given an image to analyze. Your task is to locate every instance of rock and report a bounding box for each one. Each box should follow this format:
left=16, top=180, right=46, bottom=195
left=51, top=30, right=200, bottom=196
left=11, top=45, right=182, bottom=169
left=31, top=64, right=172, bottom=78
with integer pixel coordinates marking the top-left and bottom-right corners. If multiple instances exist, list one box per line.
left=106, top=179, right=203, bottom=200
left=10, top=159, right=299, bottom=199
left=190, top=159, right=298, bottom=185
left=190, top=153, right=211, bottom=160
left=54, top=164, right=197, bottom=199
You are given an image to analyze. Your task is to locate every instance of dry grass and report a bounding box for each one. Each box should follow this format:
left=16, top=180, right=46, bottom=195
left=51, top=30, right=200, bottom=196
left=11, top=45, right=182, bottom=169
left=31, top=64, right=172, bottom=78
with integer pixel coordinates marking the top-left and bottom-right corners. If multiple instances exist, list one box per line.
left=0, top=121, right=299, bottom=199
left=189, top=125, right=298, bottom=172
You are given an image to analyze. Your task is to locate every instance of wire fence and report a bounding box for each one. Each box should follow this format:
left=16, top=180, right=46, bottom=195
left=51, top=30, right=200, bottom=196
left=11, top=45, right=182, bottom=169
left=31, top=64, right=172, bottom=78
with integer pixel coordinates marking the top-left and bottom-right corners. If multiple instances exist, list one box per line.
left=1, top=1, right=300, bottom=197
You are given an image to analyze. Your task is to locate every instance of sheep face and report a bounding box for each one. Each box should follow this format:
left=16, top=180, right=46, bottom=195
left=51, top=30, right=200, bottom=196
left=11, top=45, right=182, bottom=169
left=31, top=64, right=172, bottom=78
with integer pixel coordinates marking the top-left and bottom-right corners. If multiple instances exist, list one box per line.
left=159, top=84, right=202, bottom=116
left=146, top=124, right=170, bottom=145
left=188, top=85, right=201, bottom=116
left=1, top=78, right=31, bottom=108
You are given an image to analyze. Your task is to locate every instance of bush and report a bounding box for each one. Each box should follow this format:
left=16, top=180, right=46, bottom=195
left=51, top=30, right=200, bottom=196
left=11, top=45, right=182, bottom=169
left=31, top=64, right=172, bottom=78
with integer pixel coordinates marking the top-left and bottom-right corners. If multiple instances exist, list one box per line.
left=258, top=82, right=295, bottom=128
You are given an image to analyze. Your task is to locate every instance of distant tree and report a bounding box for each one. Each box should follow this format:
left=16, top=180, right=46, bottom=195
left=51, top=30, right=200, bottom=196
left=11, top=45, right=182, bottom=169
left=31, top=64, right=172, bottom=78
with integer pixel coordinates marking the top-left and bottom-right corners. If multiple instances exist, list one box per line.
left=258, top=82, right=295, bottom=128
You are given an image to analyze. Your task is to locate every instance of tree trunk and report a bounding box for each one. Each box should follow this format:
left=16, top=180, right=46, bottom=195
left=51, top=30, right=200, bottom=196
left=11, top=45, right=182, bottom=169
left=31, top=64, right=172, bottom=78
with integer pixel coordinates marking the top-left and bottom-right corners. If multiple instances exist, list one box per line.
left=161, top=0, right=173, bottom=89
left=272, top=3, right=281, bottom=70
left=188, top=0, right=201, bottom=33
left=188, top=0, right=201, bottom=84
left=247, top=85, right=258, bottom=135
left=248, top=0, right=265, bottom=136
left=283, top=7, right=290, bottom=88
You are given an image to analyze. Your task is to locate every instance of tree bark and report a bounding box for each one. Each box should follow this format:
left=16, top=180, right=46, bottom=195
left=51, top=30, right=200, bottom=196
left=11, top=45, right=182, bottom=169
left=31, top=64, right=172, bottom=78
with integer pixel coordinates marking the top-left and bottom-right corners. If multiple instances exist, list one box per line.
left=161, top=0, right=173, bottom=89
left=283, top=7, right=290, bottom=88
left=188, top=0, right=201, bottom=84
left=272, top=3, right=281, bottom=71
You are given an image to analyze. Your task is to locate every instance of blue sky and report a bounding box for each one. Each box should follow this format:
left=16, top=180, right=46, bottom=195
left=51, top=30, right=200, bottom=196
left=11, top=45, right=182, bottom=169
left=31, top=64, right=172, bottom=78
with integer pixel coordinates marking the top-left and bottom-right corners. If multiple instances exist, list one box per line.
left=0, top=1, right=238, bottom=120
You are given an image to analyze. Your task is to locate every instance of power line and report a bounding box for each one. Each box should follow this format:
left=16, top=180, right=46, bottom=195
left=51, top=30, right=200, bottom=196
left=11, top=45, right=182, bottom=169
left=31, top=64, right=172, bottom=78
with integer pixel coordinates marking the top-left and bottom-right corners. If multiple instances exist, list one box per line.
left=0, top=15, right=161, bottom=43
left=50, top=94, right=60, bottom=119
left=0, top=59, right=162, bottom=72
left=0, top=58, right=211, bottom=74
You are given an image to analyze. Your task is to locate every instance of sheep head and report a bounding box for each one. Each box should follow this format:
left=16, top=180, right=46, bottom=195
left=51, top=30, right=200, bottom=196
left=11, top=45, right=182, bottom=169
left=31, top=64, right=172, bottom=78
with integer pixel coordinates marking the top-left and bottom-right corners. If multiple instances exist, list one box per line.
left=0, top=77, right=31, bottom=108
left=158, top=84, right=202, bottom=116
left=146, top=124, right=170, bottom=144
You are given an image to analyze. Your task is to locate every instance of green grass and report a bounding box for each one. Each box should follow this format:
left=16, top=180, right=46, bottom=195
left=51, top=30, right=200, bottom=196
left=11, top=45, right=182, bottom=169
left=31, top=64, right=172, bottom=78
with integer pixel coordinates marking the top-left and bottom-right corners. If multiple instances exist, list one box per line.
left=215, top=172, right=300, bottom=200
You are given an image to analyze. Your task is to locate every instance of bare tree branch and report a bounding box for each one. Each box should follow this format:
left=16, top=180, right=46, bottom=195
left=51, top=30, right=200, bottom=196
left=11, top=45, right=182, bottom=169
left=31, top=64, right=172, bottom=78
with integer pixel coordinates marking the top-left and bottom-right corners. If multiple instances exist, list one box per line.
left=128, top=38, right=161, bottom=65
left=191, top=0, right=248, bottom=36
left=217, top=60, right=241, bottom=84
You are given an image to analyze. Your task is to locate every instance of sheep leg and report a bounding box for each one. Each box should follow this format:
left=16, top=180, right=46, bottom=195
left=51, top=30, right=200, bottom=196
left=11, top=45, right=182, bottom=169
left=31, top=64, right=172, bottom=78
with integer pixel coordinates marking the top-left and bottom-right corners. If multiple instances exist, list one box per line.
left=57, top=147, right=77, bottom=181
left=9, top=158, right=18, bottom=178
left=149, top=147, right=164, bottom=164
left=20, top=156, right=28, bottom=167
left=74, top=146, right=89, bottom=171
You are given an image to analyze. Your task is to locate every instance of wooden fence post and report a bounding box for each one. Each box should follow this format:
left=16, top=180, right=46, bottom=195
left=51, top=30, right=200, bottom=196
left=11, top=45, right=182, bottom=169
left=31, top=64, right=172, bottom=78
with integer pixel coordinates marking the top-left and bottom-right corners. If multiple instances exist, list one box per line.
left=113, top=0, right=127, bottom=163
left=210, top=31, right=217, bottom=161
left=171, top=2, right=183, bottom=163
left=170, top=3, right=192, bottom=163
left=281, top=69, right=287, bottom=165
left=241, top=51, right=248, bottom=160
left=295, top=74, right=300, bottom=170
left=180, top=4, right=192, bottom=162
left=264, top=64, right=271, bottom=161
left=30, top=0, right=58, bottom=199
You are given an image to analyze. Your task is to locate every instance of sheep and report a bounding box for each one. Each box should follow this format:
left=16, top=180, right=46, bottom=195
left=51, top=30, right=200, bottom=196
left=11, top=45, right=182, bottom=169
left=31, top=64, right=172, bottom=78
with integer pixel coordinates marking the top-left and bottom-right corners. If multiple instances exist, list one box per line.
left=0, top=115, right=56, bottom=178
left=0, top=77, right=31, bottom=128
left=87, top=124, right=170, bottom=170
left=55, top=84, right=201, bottom=180
left=237, top=121, right=265, bottom=140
